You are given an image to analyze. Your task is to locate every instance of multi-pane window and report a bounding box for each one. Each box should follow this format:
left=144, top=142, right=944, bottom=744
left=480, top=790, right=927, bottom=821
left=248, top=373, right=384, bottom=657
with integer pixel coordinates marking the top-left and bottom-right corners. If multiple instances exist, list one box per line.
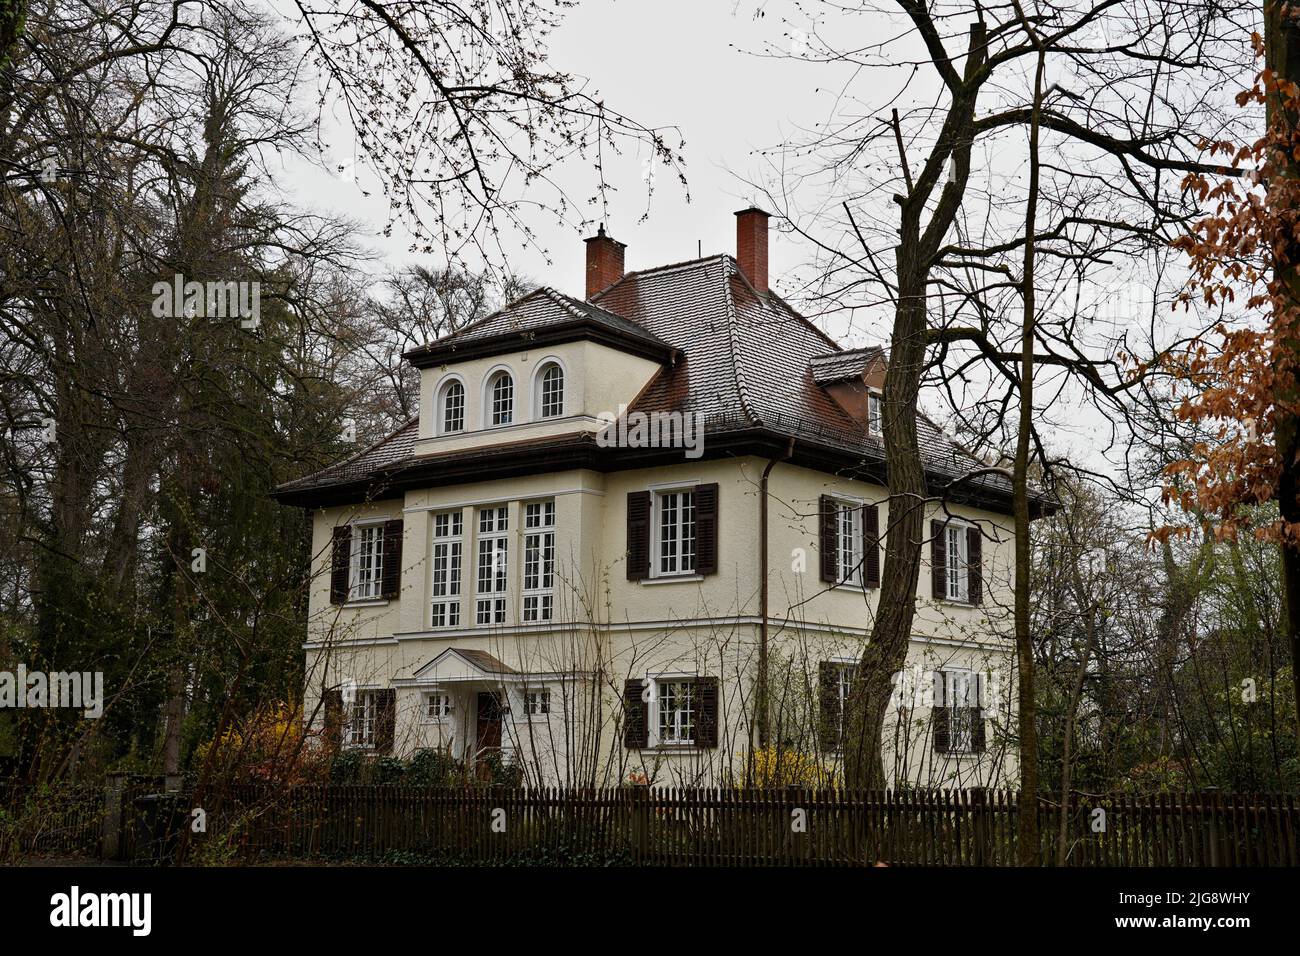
left=657, top=680, right=696, bottom=745
left=426, top=691, right=452, bottom=721
left=430, top=511, right=463, bottom=627
left=945, top=524, right=968, bottom=602
left=350, top=525, right=384, bottom=600
left=834, top=662, right=857, bottom=740
left=835, top=502, right=862, bottom=586
left=867, top=391, right=882, bottom=436
left=489, top=371, right=514, bottom=427
left=441, top=380, right=465, bottom=433
left=539, top=363, right=564, bottom=418
left=941, top=669, right=977, bottom=753
left=655, top=489, right=696, bottom=576
left=522, top=500, right=556, bottom=622
left=476, top=506, right=509, bottom=625
left=525, top=688, right=551, bottom=717
left=344, top=691, right=378, bottom=747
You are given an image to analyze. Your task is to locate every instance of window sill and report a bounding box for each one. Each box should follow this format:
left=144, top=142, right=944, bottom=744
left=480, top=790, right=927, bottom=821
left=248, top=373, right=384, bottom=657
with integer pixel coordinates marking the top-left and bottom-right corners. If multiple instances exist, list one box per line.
left=344, top=599, right=390, bottom=608
left=831, top=581, right=877, bottom=594
left=649, top=743, right=698, bottom=751
left=642, top=574, right=704, bottom=586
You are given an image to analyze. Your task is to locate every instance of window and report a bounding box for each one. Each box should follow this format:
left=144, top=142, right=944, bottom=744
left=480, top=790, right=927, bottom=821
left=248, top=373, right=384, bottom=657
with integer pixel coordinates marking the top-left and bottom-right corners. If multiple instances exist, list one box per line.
left=344, top=691, right=379, bottom=748
left=538, top=362, right=564, bottom=419
left=834, top=501, right=862, bottom=587
left=476, top=505, right=509, bottom=624
left=657, top=680, right=697, bottom=745
left=439, top=379, right=465, bottom=434
left=488, top=371, right=514, bottom=427
left=430, top=511, right=463, bottom=627
left=525, top=688, right=551, bottom=717
left=425, top=691, right=452, bottom=721
left=834, top=662, right=856, bottom=738
left=350, top=524, right=384, bottom=601
left=655, top=489, right=696, bottom=576
left=522, top=500, right=555, bottom=622
left=940, top=669, right=978, bottom=753
left=946, top=524, right=968, bottom=602
left=867, top=391, right=882, bottom=436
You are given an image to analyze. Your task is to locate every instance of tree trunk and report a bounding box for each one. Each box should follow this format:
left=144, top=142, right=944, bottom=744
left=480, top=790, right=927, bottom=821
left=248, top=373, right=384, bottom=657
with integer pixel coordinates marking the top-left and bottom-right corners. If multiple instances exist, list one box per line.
left=1267, top=0, right=1300, bottom=750
left=843, top=272, right=929, bottom=788
left=1014, top=41, right=1046, bottom=866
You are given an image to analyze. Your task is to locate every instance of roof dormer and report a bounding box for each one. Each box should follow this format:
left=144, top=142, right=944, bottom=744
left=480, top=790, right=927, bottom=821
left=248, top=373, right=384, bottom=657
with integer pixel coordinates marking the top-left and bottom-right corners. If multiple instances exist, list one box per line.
left=810, top=347, right=887, bottom=435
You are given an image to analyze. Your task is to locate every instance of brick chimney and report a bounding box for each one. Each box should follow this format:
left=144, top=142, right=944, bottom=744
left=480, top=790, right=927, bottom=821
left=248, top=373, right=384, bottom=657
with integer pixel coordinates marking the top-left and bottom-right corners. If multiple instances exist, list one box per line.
left=584, top=223, right=625, bottom=299
left=735, top=207, right=770, bottom=293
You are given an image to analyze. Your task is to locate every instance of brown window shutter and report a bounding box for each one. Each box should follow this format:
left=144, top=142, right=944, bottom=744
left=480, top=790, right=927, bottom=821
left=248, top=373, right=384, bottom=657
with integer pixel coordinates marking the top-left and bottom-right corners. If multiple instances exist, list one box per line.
left=695, top=676, right=720, bottom=748
left=930, top=519, right=947, bottom=600
left=932, top=704, right=950, bottom=754
left=966, top=525, right=982, bottom=605
left=971, top=708, right=986, bottom=753
left=818, top=661, right=839, bottom=751
left=381, top=519, right=404, bottom=599
left=693, top=483, right=719, bottom=575
left=330, top=526, right=351, bottom=604
left=626, top=491, right=651, bottom=581
left=322, top=688, right=344, bottom=750
left=971, top=670, right=986, bottom=752
left=863, top=504, right=880, bottom=588
left=623, top=679, right=648, bottom=748
left=819, top=495, right=838, bottom=583
left=374, top=688, right=396, bottom=753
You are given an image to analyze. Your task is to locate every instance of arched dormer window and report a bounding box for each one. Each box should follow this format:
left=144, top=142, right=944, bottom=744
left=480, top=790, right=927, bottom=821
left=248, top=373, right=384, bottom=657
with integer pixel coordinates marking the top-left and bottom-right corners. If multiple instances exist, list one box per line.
left=439, top=379, right=465, bottom=434
left=487, top=370, right=514, bottom=427
left=537, top=362, right=565, bottom=419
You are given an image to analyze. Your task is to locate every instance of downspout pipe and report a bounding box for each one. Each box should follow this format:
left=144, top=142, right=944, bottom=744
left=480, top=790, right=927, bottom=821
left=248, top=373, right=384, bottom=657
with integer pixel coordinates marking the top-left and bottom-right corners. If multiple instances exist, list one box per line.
left=758, top=437, right=795, bottom=749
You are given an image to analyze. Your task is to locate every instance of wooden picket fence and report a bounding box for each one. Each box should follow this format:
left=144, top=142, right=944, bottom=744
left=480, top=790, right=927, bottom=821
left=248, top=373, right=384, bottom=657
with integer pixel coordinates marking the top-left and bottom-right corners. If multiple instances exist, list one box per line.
left=4, top=782, right=1298, bottom=866
left=0, top=783, right=107, bottom=859
left=194, top=786, right=1300, bottom=866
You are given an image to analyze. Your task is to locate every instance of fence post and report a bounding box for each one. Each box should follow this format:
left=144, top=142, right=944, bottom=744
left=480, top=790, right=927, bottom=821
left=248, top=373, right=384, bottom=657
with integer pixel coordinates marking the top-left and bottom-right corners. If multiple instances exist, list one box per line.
left=1204, top=787, right=1220, bottom=868
left=630, top=787, right=649, bottom=863
left=970, top=787, right=988, bottom=867
left=101, top=773, right=128, bottom=861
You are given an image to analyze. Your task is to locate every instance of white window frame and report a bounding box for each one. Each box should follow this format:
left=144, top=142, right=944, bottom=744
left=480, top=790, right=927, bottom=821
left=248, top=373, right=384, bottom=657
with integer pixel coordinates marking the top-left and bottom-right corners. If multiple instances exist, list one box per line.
left=945, top=521, right=970, bottom=603
left=438, top=376, right=466, bottom=435
left=483, top=367, right=515, bottom=428
left=940, top=667, right=978, bottom=754
left=429, top=510, right=463, bottom=628
left=831, top=497, right=863, bottom=588
left=424, top=689, right=453, bottom=723
left=867, top=390, right=883, bottom=436
left=349, top=521, right=386, bottom=602
left=533, top=359, right=566, bottom=420
left=521, top=500, right=556, bottom=623
left=344, top=690, right=379, bottom=748
left=831, top=660, right=857, bottom=746
left=523, top=686, right=551, bottom=719
left=650, top=675, right=698, bottom=747
left=475, top=505, right=509, bottom=625
left=651, top=486, right=698, bottom=579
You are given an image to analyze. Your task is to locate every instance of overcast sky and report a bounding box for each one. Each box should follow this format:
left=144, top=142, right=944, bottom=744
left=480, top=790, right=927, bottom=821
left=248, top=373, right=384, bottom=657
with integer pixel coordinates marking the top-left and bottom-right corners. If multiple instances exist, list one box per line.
left=278, top=1, right=858, bottom=333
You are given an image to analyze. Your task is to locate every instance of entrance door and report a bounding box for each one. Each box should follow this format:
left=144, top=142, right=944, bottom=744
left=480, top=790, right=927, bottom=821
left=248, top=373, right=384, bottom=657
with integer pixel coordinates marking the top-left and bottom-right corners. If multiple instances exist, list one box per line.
left=475, top=691, right=503, bottom=767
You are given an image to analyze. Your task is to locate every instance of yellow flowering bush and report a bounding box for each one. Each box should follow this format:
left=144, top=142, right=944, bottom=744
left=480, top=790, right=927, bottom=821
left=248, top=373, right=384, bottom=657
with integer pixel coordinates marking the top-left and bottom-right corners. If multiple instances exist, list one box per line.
left=741, top=746, right=840, bottom=789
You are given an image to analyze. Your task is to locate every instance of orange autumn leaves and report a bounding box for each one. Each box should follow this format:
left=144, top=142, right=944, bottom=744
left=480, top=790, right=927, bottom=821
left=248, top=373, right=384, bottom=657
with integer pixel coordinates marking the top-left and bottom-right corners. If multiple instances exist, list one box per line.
left=1162, top=29, right=1300, bottom=544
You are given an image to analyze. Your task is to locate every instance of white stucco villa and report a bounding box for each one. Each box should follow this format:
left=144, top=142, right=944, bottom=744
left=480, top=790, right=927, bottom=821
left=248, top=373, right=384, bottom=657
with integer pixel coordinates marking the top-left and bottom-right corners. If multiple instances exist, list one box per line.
left=273, top=209, right=1051, bottom=788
